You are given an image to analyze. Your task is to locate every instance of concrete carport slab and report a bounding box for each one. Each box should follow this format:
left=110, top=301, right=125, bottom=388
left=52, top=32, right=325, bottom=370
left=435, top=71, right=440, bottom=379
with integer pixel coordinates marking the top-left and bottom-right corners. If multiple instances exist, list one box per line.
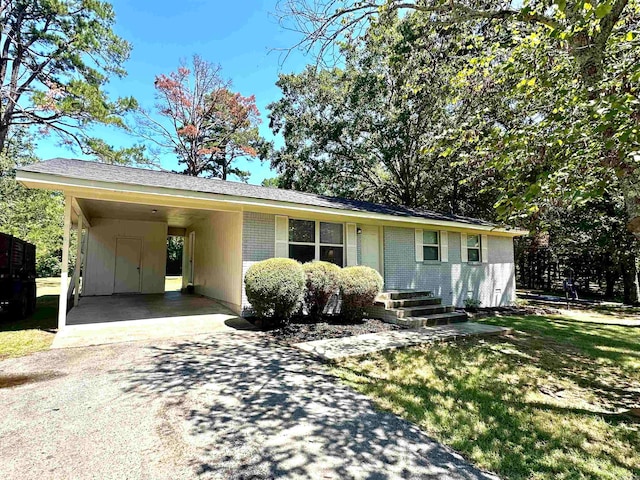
left=53, top=292, right=255, bottom=348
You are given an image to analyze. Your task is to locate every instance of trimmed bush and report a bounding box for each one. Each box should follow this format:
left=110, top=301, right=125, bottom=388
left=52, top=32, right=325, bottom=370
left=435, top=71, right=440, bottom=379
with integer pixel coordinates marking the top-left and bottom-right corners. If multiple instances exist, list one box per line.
left=303, top=261, right=341, bottom=319
left=244, top=258, right=305, bottom=323
left=339, top=266, right=384, bottom=320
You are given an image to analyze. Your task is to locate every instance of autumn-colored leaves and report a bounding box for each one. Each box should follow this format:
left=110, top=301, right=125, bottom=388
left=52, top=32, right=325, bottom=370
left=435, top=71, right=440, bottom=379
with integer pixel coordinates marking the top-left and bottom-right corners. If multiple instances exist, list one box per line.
left=138, top=55, right=263, bottom=180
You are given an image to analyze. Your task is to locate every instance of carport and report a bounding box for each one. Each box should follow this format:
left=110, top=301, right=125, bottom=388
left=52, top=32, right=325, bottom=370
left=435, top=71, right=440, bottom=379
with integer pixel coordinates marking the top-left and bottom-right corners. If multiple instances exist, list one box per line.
left=16, top=160, right=246, bottom=330
left=54, top=292, right=254, bottom=348
left=65, top=291, right=233, bottom=325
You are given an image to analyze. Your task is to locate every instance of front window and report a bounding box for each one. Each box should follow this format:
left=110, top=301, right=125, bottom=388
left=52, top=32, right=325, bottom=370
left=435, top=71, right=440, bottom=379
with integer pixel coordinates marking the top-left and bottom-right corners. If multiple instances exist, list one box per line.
left=289, top=219, right=315, bottom=263
left=423, top=230, right=439, bottom=261
left=320, top=222, right=343, bottom=266
left=289, top=219, right=315, bottom=243
left=288, top=219, right=344, bottom=266
left=467, top=234, right=481, bottom=262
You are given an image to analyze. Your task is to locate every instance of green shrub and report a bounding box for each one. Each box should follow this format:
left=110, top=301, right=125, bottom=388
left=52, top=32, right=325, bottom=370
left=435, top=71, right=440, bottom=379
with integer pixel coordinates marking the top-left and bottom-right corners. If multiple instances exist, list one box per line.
left=464, top=298, right=481, bottom=312
left=244, top=258, right=305, bottom=323
left=36, top=254, right=61, bottom=278
left=303, top=261, right=341, bottom=318
left=339, top=266, right=384, bottom=320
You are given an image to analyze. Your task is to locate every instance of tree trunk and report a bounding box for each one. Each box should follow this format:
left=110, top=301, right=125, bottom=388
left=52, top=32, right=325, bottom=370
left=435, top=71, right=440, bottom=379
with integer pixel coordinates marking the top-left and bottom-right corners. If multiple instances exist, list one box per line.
left=622, top=177, right=640, bottom=238
left=605, top=267, right=616, bottom=298
left=621, top=253, right=640, bottom=305
left=603, top=251, right=617, bottom=298
left=0, top=123, right=9, bottom=155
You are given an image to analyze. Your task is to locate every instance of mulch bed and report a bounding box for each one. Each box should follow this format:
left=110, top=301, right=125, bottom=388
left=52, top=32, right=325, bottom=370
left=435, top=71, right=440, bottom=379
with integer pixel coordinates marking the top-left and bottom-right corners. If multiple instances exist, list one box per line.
left=251, top=317, right=403, bottom=344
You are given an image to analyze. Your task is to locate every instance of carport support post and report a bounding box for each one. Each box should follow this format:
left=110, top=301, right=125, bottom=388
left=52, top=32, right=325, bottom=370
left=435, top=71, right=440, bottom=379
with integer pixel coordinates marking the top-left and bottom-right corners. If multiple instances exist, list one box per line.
left=73, top=214, right=83, bottom=307
left=58, top=196, right=72, bottom=330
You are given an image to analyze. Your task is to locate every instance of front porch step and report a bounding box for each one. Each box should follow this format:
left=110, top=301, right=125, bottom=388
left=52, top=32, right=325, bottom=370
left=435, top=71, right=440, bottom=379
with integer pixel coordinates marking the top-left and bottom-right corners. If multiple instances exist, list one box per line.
left=389, top=312, right=469, bottom=328
left=392, top=304, right=455, bottom=318
left=367, top=304, right=456, bottom=322
left=369, top=289, right=467, bottom=328
left=377, top=290, right=433, bottom=301
left=375, top=296, right=442, bottom=309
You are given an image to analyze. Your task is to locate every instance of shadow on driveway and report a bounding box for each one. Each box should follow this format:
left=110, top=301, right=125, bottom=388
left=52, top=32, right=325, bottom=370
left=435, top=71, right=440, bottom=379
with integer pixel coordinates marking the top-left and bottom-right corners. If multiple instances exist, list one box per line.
left=124, top=333, right=497, bottom=479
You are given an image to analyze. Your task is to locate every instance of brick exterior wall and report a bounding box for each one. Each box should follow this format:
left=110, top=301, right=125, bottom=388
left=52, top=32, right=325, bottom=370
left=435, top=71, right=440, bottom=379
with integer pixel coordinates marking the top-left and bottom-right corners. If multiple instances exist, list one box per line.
left=383, top=227, right=516, bottom=307
left=241, top=211, right=276, bottom=312
left=240, top=212, right=516, bottom=312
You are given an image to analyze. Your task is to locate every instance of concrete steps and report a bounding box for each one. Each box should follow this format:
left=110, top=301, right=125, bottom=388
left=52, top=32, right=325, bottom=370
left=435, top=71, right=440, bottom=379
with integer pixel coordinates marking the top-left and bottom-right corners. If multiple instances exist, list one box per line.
left=368, top=290, right=468, bottom=328
left=375, top=296, right=442, bottom=308
left=378, top=290, right=433, bottom=300
left=391, top=312, right=469, bottom=327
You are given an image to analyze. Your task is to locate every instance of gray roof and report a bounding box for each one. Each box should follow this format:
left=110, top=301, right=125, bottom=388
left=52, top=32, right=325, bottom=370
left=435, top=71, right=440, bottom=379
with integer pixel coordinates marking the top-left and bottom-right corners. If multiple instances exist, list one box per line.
left=19, top=158, right=497, bottom=227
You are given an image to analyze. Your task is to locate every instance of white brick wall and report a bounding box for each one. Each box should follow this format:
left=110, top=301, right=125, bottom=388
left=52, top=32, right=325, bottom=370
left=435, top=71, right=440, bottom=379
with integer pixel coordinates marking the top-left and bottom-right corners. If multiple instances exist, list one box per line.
left=383, top=227, right=516, bottom=307
left=241, top=211, right=276, bottom=312
left=240, top=213, right=517, bottom=312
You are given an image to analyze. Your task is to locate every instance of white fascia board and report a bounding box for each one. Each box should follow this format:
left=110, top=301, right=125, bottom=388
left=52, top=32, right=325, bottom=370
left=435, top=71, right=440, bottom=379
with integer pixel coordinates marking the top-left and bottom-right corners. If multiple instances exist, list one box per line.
left=16, top=170, right=529, bottom=237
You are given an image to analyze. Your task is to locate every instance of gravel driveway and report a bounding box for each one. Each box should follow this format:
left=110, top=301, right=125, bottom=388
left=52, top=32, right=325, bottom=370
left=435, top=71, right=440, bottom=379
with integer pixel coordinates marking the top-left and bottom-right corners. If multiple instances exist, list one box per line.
left=0, top=330, right=497, bottom=480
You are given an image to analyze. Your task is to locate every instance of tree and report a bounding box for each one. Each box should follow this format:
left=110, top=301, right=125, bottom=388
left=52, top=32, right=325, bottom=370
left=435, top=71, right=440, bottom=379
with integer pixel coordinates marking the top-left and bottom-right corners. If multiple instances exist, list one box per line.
left=261, top=176, right=283, bottom=188
left=0, top=129, right=67, bottom=276
left=515, top=189, right=639, bottom=303
left=0, top=0, right=140, bottom=160
left=137, top=55, right=263, bottom=180
left=269, top=13, right=499, bottom=216
left=166, top=236, right=183, bottom=275
left=277, top=0, right=640, bottom=236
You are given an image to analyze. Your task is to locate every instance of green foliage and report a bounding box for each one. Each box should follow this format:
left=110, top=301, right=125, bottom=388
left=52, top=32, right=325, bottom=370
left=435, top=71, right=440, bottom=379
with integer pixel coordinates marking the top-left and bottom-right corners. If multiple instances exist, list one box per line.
left=244, top=258, right=305, bottom=322
left=0, top=131, right=69, bottom=277
left=339, top=266, right=384, bottom=320
left=463, top=298, right=481, bottom=312
left=166, top=236, right=183, bottom=275
left=0, top=0, right=139, bottom=160
left=516, top=191, right=640, bottom=303
left=261, top=176, right=283, bottom=188
left=407, top=0, right=640, bottom=234
left=137, top=55, right=264, bottom=180
left=268, top=13, right=500, bottom=218
left=303, top=261, right=341, bottom=318
left=277, top=0, right=640, bottom=299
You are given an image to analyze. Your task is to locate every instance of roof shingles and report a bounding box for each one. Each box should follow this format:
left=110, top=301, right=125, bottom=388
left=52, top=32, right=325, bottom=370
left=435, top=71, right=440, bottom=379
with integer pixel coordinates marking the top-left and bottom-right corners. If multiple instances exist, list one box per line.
left=20, top=158, right=497, bottom=227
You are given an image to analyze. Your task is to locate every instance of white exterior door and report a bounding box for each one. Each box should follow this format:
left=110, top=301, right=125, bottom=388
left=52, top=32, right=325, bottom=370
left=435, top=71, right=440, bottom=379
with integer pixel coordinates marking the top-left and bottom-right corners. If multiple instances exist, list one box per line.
left=114, top=237, right=142, bottom=294
left=360, top=225, right=380, bottom=273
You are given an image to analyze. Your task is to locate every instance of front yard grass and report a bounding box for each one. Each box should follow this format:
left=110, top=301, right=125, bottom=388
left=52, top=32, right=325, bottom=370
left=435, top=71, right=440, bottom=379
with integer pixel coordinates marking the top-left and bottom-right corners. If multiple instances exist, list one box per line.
left=0, top=293, right=57, bottom=359
left=334, top=312, right=640, bottom=479
left=1, top=277, right=59, bottom=359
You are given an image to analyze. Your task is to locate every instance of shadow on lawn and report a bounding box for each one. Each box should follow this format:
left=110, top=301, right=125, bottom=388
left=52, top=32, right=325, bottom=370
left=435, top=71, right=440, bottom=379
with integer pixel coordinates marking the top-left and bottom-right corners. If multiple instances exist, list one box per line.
left=0, top=295, right=58, bottom=332
left=335, top=315, right=640, bottom=479
left=122, top=334, right=495, bottom=480
left=482, top=314, right=640, bottom=370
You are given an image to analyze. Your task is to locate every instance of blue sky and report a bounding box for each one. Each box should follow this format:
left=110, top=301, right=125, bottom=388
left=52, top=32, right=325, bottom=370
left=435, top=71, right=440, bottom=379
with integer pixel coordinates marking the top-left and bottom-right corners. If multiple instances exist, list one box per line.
left=36, top=0, right=310, bottom=185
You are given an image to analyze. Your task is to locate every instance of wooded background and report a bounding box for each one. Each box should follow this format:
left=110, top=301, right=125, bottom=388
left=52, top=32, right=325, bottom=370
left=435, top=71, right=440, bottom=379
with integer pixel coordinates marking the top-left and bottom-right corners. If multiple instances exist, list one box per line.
left=0, top=0, right=639, bottom=303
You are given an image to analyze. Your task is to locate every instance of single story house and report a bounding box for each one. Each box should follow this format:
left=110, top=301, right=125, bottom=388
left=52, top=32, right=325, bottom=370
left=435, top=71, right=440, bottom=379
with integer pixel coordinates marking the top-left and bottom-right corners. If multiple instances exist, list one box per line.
left=17, top=158, right=526, bottom=329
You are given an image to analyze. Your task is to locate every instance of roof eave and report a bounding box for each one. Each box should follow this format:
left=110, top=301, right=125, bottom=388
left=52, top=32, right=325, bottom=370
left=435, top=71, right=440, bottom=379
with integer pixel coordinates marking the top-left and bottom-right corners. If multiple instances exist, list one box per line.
left=16, top=169, right=528, bottom=236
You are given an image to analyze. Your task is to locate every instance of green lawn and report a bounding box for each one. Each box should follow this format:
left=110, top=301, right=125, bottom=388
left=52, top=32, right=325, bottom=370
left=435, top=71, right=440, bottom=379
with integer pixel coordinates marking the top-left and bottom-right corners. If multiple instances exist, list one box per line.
left=0, top=293, right=58, bottom=359
left=334, top=312, right=640, bottom=479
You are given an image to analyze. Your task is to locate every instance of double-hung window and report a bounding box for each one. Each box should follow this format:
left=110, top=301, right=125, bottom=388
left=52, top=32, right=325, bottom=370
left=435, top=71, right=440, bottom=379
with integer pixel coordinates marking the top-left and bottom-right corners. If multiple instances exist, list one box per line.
left=288, top=219, right=344, bottom=266
left=319, top=222, right=344, bottom=266
left=467, top=234, right=481, bottom=262
left=423, top=231, right=439, bottom=261
left=288, top=219, right=316, bottom=264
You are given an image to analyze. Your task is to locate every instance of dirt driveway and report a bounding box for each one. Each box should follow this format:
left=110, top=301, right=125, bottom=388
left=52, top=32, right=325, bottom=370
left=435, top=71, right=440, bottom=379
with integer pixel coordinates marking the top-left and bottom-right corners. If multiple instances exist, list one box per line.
left=0, top=330, right=497, bottom=480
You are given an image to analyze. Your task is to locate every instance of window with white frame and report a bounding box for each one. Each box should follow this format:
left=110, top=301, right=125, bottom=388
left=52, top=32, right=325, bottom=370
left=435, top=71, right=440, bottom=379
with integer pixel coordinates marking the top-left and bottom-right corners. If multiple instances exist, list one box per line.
left=288, top=219, right=315, bottom=263
left=423, top=230, right=439, bottom=261
left=467, top=234, right=481, bottom=262
left=288, top=219, right=344, bottom=266
left=319, top=222, right=344, bottom=266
